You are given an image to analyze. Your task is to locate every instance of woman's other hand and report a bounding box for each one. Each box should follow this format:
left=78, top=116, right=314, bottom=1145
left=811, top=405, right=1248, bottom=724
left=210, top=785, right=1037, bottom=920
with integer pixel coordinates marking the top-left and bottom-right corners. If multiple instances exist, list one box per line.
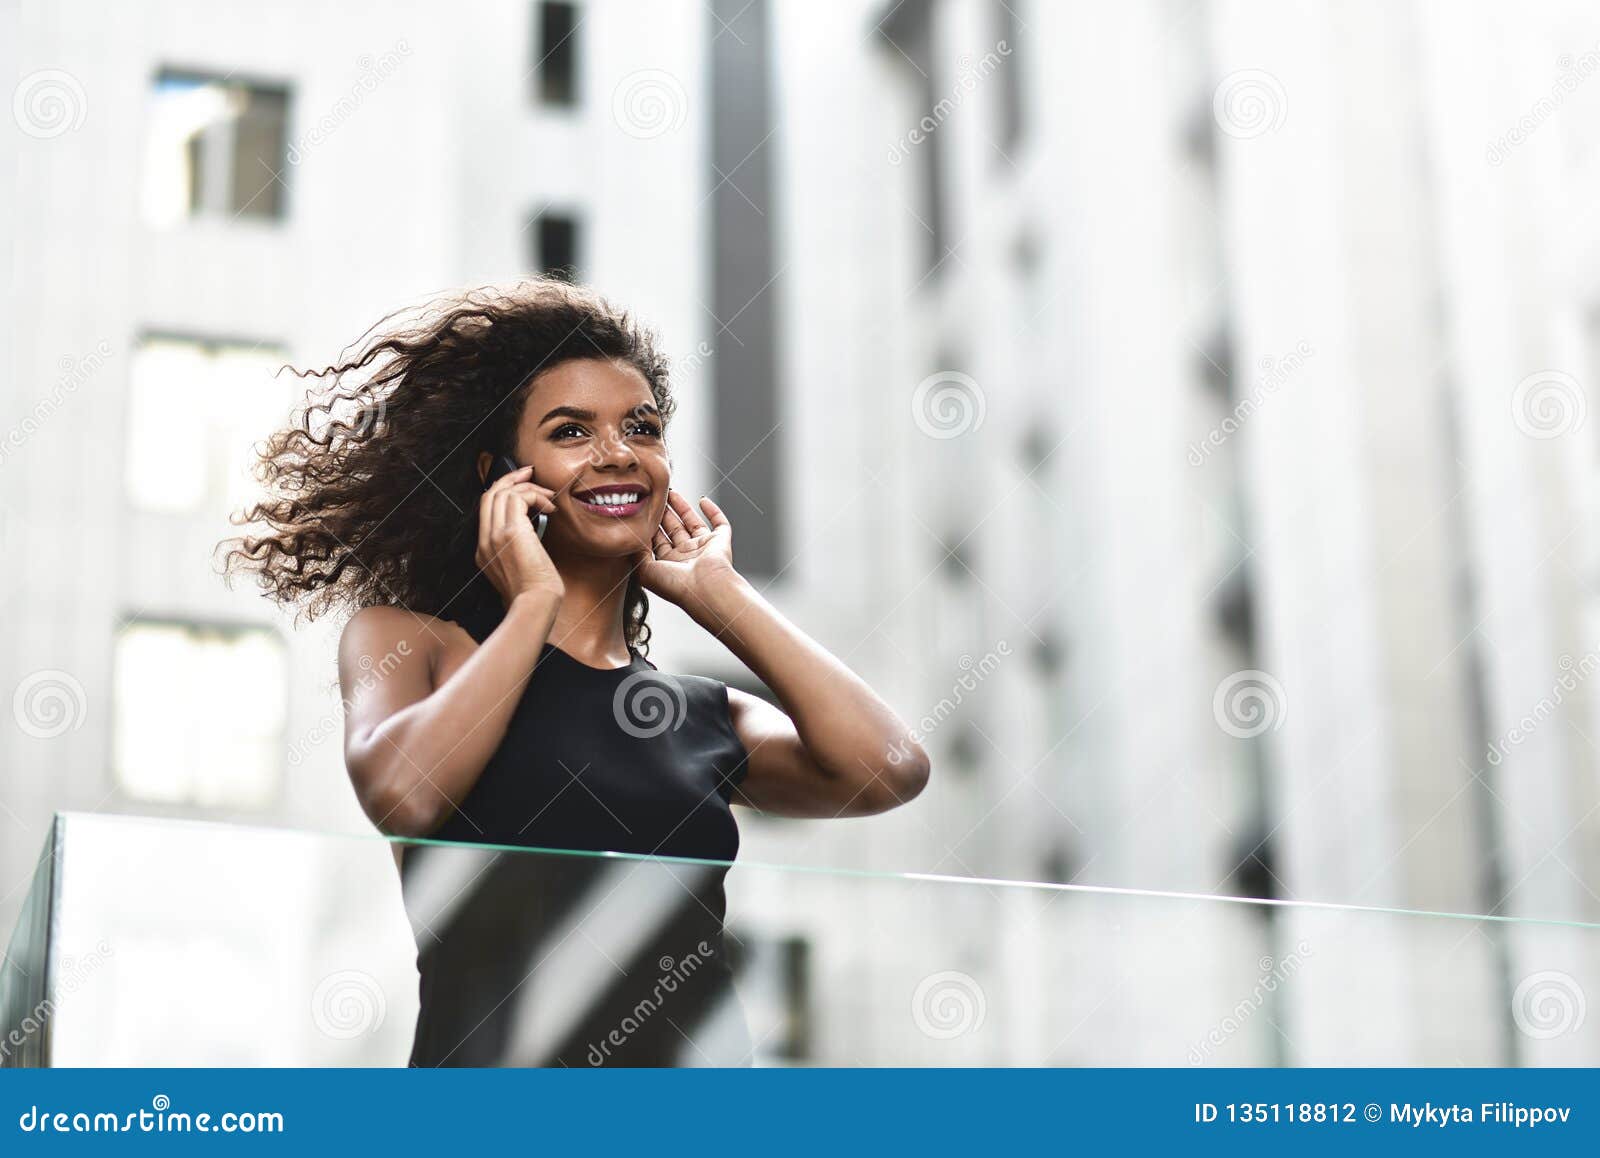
left=637, top=491, right=741, bottom=615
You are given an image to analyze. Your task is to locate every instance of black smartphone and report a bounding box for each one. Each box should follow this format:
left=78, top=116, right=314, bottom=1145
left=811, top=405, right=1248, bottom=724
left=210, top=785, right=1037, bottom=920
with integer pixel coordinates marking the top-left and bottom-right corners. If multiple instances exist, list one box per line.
left=482, top=453, right=548, bottom=540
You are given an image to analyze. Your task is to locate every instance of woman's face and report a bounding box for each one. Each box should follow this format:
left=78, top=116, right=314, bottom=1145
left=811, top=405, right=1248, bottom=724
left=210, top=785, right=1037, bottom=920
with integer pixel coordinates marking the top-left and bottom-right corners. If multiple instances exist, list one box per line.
left=494, top=357, right=670, bottom=560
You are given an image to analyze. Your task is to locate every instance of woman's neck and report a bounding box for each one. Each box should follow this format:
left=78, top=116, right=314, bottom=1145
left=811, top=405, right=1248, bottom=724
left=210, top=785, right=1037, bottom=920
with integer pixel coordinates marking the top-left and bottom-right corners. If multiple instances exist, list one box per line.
left=545, top=552, right=637, bottom=666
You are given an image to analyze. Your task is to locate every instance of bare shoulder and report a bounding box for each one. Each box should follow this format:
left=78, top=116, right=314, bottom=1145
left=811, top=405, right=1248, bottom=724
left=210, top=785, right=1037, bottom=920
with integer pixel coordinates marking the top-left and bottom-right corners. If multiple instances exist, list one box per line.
left=337, top=605, right=473, bottom=689
left=724, top=685, right=791, bottom=739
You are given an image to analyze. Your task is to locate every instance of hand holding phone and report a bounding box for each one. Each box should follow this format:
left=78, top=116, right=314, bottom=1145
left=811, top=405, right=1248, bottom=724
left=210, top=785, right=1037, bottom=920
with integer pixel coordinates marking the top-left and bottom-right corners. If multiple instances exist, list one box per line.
left=476, top=453, right=562, bottom=606
left=483, top=454, right=549, bottom=540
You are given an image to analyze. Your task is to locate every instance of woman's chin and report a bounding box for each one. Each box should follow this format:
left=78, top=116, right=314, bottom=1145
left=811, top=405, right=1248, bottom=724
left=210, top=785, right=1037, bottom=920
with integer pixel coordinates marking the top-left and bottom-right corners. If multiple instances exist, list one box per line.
left=561, top=527, right=656, bottom=558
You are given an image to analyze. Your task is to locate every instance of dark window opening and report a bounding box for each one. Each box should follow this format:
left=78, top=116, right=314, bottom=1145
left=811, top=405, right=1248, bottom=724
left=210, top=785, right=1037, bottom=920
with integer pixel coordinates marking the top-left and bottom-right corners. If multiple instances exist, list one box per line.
left=878, top=0, right=951, bottom=282
left=994, top=0, right=1025, bottom=155
left=1196, top=326, right=1234, bottom=397
left=535, top=2, right=581, bottom=107
left=531, top=211, right=581, bottom=280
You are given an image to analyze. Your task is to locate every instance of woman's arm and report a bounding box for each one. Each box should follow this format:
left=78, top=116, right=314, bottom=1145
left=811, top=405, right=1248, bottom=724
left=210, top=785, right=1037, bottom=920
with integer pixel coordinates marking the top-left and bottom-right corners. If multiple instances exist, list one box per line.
left=640, top=493, right=930, bottom=817
left=339, top=591, right=560, bottom=837
left=712, top=603, right=931, bottom=816
left=340, top=464, right=565, bottom=837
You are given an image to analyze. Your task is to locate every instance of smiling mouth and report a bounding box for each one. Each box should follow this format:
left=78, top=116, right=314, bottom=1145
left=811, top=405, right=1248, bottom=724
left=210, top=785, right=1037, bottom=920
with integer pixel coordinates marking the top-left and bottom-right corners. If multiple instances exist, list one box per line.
left=571, top=486, right=649, bottom=518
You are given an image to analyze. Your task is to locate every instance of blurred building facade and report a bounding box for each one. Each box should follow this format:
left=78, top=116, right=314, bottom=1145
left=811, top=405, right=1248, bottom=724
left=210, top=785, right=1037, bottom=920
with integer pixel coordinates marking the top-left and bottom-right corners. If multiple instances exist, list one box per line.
left=5, top=0, right=1600, bottom=1063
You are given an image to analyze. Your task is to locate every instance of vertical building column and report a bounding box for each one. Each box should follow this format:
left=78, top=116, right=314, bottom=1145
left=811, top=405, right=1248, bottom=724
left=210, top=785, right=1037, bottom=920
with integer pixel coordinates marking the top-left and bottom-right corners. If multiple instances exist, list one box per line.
left=708, top=0, right=782, bottom=576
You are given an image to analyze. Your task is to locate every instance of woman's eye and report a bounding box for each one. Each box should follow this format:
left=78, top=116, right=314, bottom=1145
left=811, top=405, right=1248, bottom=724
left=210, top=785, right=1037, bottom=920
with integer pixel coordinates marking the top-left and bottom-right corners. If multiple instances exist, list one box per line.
left=551, top=423, right=587, bottom=440
left=626, top=421, right=662, bottom=438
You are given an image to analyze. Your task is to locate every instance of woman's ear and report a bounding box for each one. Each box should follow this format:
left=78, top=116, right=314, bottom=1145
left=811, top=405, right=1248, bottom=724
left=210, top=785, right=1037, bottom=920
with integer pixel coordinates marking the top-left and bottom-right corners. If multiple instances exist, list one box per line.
left=474, top=450, right=494, bottom=488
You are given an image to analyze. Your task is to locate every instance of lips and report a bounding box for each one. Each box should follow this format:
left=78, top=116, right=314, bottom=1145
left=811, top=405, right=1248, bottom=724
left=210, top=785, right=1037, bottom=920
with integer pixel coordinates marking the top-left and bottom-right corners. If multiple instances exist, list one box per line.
left=570, top=484, right=649, bottom=519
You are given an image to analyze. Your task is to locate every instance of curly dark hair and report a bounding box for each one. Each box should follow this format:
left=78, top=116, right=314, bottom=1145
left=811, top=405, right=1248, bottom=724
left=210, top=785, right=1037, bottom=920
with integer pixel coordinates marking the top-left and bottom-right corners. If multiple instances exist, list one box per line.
left=217, top=278, right=676, bottom=653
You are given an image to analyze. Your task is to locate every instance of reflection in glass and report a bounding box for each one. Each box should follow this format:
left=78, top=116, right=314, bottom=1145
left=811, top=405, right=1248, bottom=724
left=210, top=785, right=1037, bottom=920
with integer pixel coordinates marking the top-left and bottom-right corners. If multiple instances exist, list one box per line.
left=3, top=813, right=1597, bottom=1067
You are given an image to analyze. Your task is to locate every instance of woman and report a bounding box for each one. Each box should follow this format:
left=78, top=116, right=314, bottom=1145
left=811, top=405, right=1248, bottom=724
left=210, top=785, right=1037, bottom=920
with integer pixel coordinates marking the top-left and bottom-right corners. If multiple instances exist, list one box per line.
left=221, top=279, right=930, bottom=1066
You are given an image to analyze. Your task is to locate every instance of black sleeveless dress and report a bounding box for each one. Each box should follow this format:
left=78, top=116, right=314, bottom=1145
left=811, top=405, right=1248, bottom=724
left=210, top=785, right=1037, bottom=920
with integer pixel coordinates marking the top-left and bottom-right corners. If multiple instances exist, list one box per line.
left=398, top=596, right=754, bottom=1067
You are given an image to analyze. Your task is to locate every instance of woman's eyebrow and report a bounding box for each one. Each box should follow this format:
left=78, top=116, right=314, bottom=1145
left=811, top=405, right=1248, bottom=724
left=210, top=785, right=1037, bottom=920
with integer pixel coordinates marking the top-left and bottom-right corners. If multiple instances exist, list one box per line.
left=539, top=405, right=597, bottom=425
left=540, top=402, right=660, bottom=424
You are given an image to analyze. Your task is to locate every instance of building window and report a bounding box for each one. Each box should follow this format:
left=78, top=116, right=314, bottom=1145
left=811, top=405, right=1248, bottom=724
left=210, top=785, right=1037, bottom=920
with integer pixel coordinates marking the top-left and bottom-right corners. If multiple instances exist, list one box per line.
left=725, top=932, right=811, bottom=1063
left=937, top=529, right=975, bottom=580
left=143, top=69, right=290, bottom=225
left=534, top=2, right=581, bottom=107
left=112, top=619, right=287, bottom=808
left=994, top=0, right=1025, bottom=156
left=879, top=0, right=950, bottom=282
left=530, top=211, right=582, bottom=280
left=1196, top=325, right=1234, bottom=398
left=125, top=335, right=290, bottom=513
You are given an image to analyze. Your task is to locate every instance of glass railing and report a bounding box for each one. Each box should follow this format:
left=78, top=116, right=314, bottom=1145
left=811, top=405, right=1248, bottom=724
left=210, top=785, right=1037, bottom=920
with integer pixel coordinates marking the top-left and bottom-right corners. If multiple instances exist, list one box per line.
left=3, top=811, right=1597, bottom=1067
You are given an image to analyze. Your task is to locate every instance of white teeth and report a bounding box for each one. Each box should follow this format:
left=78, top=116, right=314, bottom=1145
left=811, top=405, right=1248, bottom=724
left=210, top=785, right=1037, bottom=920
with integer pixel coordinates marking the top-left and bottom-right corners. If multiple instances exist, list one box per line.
left=584, top=491, right=640, bottom=507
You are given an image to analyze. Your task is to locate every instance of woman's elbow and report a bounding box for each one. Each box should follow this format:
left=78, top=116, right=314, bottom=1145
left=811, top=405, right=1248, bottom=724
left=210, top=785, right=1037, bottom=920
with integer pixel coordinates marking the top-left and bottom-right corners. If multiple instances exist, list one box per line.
left=349, top=756, right=445, bottom=839
left=855, top=743, right=931, bottom=813
left=372, top=790, right=445, bottom=839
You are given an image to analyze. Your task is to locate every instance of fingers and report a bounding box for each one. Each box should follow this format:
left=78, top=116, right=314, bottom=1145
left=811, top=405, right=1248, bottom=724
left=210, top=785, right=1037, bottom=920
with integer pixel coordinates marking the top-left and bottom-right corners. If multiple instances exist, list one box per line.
left=506, top=480, right=556, bottom=501
left=668, top=490, right=709, bottom=536
left=697, top=494, right=730, bottom=530
left=476, top=490, right=500, bottom=567
left=502, top=482, right=557, bottom=517
left=476, top=483, right=502, bottom=561
left=487, top=463, right=534, bottom=493
left=513, top=484, right=557, bottom=517
left=502, top=488, right=558, bottom=537
left=661, top=502, right=691, bottom=547
left=479, top=487, right=543, bottom=564
left=490, top=487, right=517, bottom=554
left=480, top=473, right=544, bottom=553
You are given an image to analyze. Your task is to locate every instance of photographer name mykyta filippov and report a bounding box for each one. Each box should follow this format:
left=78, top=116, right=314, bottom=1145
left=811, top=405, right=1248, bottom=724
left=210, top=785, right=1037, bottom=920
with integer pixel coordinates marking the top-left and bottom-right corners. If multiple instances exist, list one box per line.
left=1394, top=1103, right=1570, bottom=1128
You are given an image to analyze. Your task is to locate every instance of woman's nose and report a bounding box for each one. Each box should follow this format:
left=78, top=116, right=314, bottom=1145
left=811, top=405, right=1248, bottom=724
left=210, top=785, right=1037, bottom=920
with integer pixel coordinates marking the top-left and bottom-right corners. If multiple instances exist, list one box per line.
left=591, top=430, right=639, bottom=469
